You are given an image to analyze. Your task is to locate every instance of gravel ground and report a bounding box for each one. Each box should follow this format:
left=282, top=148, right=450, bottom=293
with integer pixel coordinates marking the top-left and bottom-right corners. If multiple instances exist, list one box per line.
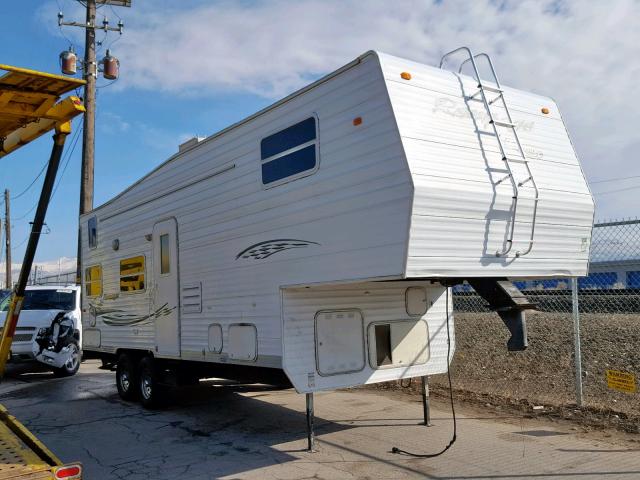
left=372, top=311, right=640, bottom=433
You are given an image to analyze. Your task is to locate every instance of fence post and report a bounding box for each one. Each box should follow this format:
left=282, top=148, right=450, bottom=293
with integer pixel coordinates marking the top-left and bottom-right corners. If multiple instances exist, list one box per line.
left=571, top=277, right=583, bottom=407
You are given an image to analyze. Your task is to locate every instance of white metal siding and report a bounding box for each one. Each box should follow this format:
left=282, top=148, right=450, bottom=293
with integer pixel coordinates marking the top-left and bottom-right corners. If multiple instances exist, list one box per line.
left=81, top=53, right=412, bottom=362
left=378, top=53, right=594, bottom=278
left=282, top=282, right=452, bottom=393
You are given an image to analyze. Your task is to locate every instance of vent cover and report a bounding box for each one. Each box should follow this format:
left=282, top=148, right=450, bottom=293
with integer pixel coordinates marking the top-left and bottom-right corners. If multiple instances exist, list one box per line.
left=181, top=283, right=202, bottom=313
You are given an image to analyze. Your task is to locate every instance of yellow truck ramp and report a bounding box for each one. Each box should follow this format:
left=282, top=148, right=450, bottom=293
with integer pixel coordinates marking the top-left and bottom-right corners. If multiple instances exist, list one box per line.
left=0, top=64, right=85, bottom=479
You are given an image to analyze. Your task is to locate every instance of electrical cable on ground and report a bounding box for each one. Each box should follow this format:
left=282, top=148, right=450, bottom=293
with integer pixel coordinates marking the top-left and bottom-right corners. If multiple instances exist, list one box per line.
left=391, top=286, right=457, bottom=458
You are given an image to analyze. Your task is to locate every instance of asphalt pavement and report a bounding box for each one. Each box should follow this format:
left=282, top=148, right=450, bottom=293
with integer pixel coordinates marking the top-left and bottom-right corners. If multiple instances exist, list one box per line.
left=0, top=360, right=639, bottom=479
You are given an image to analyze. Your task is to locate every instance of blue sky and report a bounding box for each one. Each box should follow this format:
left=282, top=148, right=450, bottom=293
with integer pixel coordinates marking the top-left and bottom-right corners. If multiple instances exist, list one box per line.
left=0, top=1, right=272, bottom=268
left=1, top=0, right=638, bottom=275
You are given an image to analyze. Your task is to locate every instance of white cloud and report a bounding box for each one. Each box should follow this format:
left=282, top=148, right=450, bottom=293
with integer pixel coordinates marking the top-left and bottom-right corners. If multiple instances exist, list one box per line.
left=41, top=0, right=640, bottom=219
left=0, top=257, right=76, bottom=289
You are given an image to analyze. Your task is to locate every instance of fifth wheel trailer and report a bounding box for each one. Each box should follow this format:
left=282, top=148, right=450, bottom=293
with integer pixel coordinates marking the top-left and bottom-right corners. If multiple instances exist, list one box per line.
left=80, top=49, right=594, bottom=417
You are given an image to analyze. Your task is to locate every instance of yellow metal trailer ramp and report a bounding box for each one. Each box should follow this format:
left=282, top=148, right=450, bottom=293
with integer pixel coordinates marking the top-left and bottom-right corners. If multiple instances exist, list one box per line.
left=0, top=64, right=85, bottom=479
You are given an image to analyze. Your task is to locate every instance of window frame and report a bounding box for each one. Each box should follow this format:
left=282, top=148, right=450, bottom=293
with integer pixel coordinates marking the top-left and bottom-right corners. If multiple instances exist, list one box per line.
left=84, top=264, right=103, bottom=298
left=159, top=233, right=170, bottom=276
left=87, top=216, right=98, bottom=249
left=260, top=113, right=320, bottom=189
left=119, top=254, right=147, bottom=294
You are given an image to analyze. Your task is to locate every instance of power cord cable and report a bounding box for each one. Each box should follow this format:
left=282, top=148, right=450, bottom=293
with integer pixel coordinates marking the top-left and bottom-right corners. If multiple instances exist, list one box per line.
left=391, top=286, right=457, bottom=457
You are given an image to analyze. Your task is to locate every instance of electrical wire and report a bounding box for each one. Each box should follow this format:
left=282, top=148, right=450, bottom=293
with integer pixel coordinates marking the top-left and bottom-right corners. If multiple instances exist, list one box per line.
left=391, top=286, right=457, bottom=458
left=593, top=184, right=640, bottom=196
left=8, top=160, right=49, bottom=201
left=50, top=124, right=82, bottom=200
left=590, top=174, right=640, bottom=184
left=11, top=123, right=82, bottom=222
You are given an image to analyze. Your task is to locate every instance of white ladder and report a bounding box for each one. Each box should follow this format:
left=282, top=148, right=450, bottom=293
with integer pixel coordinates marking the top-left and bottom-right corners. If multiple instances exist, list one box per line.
left=439, top=47, right=539, bottom=257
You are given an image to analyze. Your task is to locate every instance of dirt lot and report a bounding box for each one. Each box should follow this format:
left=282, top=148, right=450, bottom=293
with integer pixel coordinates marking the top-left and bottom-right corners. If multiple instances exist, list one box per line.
left=385, top=311, right=640, bottom=433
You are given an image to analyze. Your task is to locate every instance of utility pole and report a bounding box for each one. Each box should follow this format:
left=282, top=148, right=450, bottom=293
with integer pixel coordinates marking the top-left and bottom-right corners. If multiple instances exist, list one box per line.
left=4, top=189, right=11, bottom=289
left=80, top=0, right=97, bottom=220
left=77, top=0, right=97, bottom=283
left=57, top=0, right=130, bottom=281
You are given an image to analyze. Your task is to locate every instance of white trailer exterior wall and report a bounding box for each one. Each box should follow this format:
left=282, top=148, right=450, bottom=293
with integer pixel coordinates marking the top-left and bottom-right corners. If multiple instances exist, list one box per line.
left=81, top=50, right=593, bottom=393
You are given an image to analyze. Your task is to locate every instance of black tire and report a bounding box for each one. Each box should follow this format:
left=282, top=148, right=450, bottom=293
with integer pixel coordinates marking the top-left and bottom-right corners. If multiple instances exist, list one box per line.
left=137, top=356, right=164, bottom=409
left=53, top=342, right=81, bottom=377
left=116, top=353, right=138, bottom=401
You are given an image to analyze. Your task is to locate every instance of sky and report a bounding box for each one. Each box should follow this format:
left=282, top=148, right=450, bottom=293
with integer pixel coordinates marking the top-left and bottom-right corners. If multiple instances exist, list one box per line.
left=0, top=0, right=638, bottom=279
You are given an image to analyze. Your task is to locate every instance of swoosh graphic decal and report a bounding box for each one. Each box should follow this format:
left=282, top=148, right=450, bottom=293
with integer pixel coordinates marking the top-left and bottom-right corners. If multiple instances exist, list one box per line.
left=236, top=239, right=319, bottom=260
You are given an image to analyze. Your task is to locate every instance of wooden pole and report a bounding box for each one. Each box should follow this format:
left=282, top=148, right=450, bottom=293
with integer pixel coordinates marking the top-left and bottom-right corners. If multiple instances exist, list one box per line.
left=77, top=0, right=96, bottom=283
left=4, top=189, right=11, bottom=289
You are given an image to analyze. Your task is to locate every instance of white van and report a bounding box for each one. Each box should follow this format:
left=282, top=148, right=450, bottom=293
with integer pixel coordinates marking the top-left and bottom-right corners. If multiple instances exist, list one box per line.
left=0, top=285, right=82, bottom=376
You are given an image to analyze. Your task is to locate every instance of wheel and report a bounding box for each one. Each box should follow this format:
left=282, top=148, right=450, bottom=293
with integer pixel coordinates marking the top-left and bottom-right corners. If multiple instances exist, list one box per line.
left=137, top=356, right=164, bottom=408
left=53, top=342, right=81, bottom=377
left=116, top=353, right=138, bottom=401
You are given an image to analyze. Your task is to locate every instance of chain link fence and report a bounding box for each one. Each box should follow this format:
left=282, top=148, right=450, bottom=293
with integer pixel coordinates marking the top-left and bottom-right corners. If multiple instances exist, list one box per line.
left=441, top=219, right=640, bottom=431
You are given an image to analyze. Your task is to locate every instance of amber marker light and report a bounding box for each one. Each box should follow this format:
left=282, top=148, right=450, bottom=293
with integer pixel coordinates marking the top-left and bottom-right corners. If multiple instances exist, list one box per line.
left=400, top=72, right=412, bottom=80
left=541, top=107, right=550, bottom=114
left=353, top=116, right=363, bottom=126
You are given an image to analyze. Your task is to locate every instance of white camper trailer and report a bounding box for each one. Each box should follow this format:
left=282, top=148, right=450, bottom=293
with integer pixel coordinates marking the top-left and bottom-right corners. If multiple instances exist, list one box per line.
left=80, top=48, right=594, bottom=422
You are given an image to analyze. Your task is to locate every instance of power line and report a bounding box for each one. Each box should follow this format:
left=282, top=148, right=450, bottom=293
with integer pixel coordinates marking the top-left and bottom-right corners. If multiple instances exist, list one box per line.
left=590, top=174, right=640, bottom=185
left=11, top=125, right=82, bottom=222
left=593, top=184, right=640, bottom=196
left=8, top=160, right=49, bottom=201
left=51, top=125, right=83, bottom=199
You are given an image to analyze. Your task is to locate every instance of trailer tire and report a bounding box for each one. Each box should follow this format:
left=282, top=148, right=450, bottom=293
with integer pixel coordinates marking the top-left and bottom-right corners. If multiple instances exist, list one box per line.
left=137, top=356, right=164, bottom=409
left=116, top=353, right=138, bottom=401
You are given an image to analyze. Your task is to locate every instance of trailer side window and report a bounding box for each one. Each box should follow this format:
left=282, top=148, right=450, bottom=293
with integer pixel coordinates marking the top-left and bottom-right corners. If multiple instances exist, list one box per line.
left=88, top=216, right=98, bottom=249
left=84, top=265, right=102, bottom=297
left=260, top=117, right=318, bottom=187
left=160, top=234, right=170, bottom=274
left=120, top=256, right=145, bottom=292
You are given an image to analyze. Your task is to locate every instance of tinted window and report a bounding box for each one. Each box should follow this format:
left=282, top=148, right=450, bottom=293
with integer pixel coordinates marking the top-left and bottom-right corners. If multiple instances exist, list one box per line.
left=3, top=289, right=76, bottom=311
left=88, top=216, right=98, bottom=249
left=120, top=256, right=145, bottom=292
left=261, top=117, right=316, bottom=159
left=85, top=265, right=102, bottom=297
left=160, top=234, right=170, bottom=274
left=261, top=117, right=317, bottom=186
left=261, top=145, right=316, bottom=185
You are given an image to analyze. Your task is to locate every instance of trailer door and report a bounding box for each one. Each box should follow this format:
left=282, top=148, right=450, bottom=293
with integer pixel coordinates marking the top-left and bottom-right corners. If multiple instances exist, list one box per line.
left=152, top=218, right=180, bottom=357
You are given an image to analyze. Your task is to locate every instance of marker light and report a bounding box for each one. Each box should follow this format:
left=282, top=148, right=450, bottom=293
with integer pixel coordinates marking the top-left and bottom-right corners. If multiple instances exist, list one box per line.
left=353, top=117, right=363, bottom=126
left=541, top=107, right=550, bottom=114
left=400, top=72, right=412, bottom=80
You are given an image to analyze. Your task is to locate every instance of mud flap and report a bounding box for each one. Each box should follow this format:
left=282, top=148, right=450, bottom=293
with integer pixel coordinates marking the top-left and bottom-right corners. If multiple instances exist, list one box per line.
left=467, top=278, right=534, bottom=351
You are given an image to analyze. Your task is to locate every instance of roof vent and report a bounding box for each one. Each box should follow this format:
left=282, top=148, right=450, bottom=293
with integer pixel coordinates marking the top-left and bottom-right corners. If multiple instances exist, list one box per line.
left=178, top=136, right=204, bottom=153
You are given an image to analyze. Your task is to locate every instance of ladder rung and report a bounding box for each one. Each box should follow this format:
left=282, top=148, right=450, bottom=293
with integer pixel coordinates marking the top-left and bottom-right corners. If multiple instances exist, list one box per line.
left=502, top=157, right=528, bottom=164
left=492, top=120, right=515, bottom=128
left=488, top=95, right=503, bottom=105
left=479, top=84, right=503, bottom=94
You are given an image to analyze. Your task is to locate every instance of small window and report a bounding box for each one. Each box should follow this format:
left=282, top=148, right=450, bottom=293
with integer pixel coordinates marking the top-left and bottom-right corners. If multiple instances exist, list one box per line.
left=88, top=216, right=98, bottom=249
left=84, top=265, right=102, bottom=297
left=261, top=117, right=318, bottom=187
left=120, top=256, right=145, bottom=292
left=160, top=234, right=170, bottom=274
